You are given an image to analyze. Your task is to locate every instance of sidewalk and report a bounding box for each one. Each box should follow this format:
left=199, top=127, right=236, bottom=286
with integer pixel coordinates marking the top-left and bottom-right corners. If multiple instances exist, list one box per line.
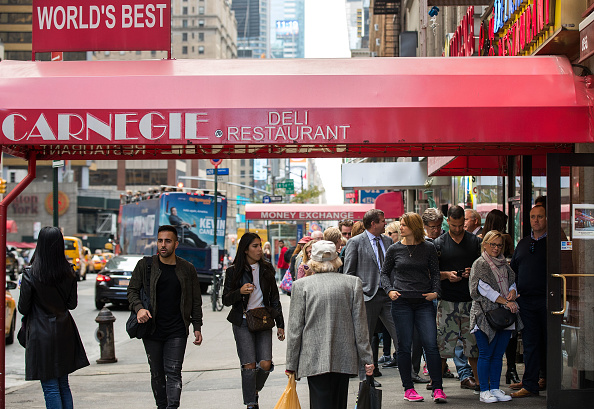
left=6, top=294, right=546, bottom=408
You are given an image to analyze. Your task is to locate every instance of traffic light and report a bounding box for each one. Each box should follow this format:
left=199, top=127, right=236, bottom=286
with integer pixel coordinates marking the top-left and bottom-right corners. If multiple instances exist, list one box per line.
left=0, top=178, right=6, bottom=194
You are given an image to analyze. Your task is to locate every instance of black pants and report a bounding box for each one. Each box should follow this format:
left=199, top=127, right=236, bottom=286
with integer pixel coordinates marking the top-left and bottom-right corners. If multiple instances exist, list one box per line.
left=518, top=299, right=546, bottom=394
left=143, top=337, right=187, bottom=409
left=307, top=373, right=350, bottom=409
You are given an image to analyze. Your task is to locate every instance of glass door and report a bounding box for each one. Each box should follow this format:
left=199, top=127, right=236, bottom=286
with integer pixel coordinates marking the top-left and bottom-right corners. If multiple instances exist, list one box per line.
left=547, top=153, right=594, bottom=408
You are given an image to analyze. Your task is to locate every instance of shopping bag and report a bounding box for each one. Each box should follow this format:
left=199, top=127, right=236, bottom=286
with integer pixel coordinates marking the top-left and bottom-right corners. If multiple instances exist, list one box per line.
left=273, top=373, right=301, bottom=409
left=355, top=375, right=382, bottom=409
left=279, top=270, right=293, bottom=292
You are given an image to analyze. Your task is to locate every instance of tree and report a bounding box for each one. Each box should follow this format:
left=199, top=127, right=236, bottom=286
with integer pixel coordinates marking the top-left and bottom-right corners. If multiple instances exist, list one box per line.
left=290, top=186, right=324, bottom=203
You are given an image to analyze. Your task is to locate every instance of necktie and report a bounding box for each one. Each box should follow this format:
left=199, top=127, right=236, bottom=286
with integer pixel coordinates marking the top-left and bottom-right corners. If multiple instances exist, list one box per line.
left=375, top=237, right=384, bottom=267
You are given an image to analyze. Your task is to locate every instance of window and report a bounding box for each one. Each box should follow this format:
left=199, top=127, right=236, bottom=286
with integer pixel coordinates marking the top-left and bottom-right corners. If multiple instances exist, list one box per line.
left=198, top=46, right=204, bottom=55
left=240, top=170, right=246, bottom=177
left=182, top=7, right=187, bottom=15
left=182, top=33, right=188, bottom=42
left=192, top=32, right=195, bottom=39
left=182, top=20, right=188, bottom=27
left=192, top=46, right=195, bottom=52
left=198, top=19, right=205, bottom=27
left=198, top=32, right=204, bottom=41
left=182, top=46, right=188, bottom=54
left=199, top=6, right=204, bottom=14
left=151, top=50, right=157, bottom=56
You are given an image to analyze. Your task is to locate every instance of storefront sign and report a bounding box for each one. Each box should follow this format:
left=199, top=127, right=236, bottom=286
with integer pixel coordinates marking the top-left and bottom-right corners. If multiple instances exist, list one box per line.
left=480, top=0, right=555, bottom=56
left=579, top=12, right=594, bottom=62
left=32, top=0, right=171, bottom=53
left=11, top=195, right=39, bottom=215
left=446, top=7, right=475, bottom=57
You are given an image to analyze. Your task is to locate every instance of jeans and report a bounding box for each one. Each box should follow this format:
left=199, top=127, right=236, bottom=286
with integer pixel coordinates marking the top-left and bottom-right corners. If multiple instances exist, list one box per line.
left=474, top=329, right=511, bottom=391
left=518, top=298, right=547, bottom=394
left=454, top=343, right=473, bottom=381
left=40, top=375, right=73, bottom=409
left=143, top=337, right=187, bottom=409
left=392, top=298, right=443, bottom=391
left=232, top=319, right=274, bottom=405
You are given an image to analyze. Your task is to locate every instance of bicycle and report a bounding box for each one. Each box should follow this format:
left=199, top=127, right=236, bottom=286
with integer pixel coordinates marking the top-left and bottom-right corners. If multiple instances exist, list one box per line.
left=211, top=269, right=225, bottom=311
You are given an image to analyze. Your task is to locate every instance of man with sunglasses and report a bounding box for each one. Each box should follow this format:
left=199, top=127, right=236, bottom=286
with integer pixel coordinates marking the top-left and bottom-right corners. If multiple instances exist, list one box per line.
left=338, top=219, right=354, bottom=239
left=509, top=205, right=547, bottom=398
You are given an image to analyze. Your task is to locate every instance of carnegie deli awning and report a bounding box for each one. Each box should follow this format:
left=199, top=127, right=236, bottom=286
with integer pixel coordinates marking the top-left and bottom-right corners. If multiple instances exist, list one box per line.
left=245, top=204, right=374, bottom=220
left=0, top=56, right=592, bottom=160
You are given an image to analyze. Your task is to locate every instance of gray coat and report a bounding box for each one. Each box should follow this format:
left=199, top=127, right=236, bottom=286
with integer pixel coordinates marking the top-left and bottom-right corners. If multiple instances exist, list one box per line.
left=469, top=255, right=524, bottom=343
left=285, top=272, right=373, bottom=379
left=343, top=232, right=393, bottom=301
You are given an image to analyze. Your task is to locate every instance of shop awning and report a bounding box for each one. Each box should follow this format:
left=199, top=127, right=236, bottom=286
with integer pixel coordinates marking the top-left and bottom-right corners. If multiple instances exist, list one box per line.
left=0, top=56, right=590, bottom=160
left=245, top=204, right=374, bottom=220
left=6, top=241, right=36, bottom=249
left=428, top=155, right=548, bottom=176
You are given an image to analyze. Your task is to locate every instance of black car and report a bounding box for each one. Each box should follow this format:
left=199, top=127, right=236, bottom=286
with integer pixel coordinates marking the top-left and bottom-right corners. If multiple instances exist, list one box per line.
left=94, top=255, right=144, bottom=310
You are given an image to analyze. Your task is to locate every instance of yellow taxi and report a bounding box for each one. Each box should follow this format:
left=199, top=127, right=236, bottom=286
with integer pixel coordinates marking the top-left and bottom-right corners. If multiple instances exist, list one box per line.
left=92, top=252, right=114, bottom=272
left=64, top=236, right=87, bottom=281
left=5, top=281, right=17, bottom=345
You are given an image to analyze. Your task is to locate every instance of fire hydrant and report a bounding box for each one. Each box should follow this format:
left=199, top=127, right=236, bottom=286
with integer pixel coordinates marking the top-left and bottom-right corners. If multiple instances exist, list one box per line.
left=95, top=307, right=118, bottom=364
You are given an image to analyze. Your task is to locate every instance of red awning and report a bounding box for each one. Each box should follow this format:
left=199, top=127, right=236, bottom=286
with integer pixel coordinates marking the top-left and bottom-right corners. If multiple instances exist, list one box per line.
left=428, top=155, right=548, bottom=176
left=245, top=204, right=374, bottom=220
left=0, top=56, right=591, bottom=160
left=6, top=241, right=36, bottom=249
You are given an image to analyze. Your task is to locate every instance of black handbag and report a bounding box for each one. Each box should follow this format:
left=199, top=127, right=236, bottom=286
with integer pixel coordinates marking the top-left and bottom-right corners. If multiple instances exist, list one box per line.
left=481, top=303, right=516, bottom=331
left=126, top=257, right=154, bottom=339
left=356, top=375, right=382, bottom=409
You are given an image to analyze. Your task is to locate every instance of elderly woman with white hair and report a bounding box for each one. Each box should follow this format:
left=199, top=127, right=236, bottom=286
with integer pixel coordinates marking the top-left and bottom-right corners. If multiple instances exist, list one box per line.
left=285, top=240, right=374, bottom=409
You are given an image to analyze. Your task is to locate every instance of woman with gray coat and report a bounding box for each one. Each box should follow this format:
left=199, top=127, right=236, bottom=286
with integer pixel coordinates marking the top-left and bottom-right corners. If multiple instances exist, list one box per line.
left=469, top=230, right=524, bottom=404
left=285, top=240, right=374, bottom=409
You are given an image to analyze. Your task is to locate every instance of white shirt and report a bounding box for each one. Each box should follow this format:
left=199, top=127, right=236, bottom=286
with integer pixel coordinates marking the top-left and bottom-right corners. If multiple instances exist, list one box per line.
left=365, top=230, right=386, bottom=270
left=246, top=262, right=264, bottom=312
left=471, top=280, right=518, bottom=332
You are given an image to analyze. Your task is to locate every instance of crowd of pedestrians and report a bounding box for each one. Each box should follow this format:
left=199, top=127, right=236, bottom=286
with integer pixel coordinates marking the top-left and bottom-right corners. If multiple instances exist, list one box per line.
left=17, top=197, right=548, bottom=409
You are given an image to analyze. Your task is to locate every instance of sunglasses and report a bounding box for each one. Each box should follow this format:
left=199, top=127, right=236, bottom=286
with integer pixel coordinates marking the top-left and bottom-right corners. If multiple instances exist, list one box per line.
left=386, top=231, right=395, bottom=236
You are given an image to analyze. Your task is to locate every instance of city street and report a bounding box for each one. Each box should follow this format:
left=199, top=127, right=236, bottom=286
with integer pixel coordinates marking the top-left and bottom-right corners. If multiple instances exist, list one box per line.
left=6, top=274, right=546, bottom=408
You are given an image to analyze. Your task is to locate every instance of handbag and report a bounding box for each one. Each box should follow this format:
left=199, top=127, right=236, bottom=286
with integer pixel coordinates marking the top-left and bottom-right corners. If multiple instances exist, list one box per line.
left=280, top=270, right=293, bottom=292
left=245, top=307, right=276, bottom=332
left=356, top=375, right=382, bottom=409
left=126, top=257, right=154, bottom=339
left=480, top=303, right=516, bottom=331
left=273, top=373, right=301, bottom=409
left=17, top=315, right=27, bottom=348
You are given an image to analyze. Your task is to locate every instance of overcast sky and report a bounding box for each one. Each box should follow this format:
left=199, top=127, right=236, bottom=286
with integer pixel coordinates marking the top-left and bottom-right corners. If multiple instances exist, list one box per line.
left=303, top=0, right=349, bottom=204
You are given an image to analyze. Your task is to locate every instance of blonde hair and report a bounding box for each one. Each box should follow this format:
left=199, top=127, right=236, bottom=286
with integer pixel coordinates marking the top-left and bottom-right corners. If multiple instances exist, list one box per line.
left=308, top=257, right=343, bottom=273
left=399, top=212, right=426, bottom=243
left=323, top=227, right=342, bottom=245
left=301, top=240, right=314, bottom=264
left=386, top=221, right=400, bottom=234
left=481, top=230, right=505, bottom=253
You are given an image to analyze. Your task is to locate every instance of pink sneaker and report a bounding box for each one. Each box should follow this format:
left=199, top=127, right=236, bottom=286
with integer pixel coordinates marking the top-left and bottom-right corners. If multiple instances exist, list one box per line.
left=423, top=364, right=429, bottom=375
left=432, top=388, right=447, bottom=403
left=404, top=388, right=424, bottom=402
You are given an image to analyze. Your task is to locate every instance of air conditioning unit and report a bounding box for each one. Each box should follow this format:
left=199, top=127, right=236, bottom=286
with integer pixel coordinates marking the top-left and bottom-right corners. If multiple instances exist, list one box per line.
left=375, top=24, right=379, bottom=31
left=376, top=38, right=381, bottom=46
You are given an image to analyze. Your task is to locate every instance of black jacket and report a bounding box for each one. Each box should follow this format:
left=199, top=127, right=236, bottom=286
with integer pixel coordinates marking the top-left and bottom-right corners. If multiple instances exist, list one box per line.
left=18, top=269, right=89, bottom=381
left=222, top=263, right=284, bottom=329
left=127, top=255, right=203, bottom=335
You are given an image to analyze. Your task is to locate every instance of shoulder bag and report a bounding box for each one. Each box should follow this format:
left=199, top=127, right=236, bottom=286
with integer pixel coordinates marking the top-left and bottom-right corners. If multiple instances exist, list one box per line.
left=480, top=303, right=516, bottom=331
left=126, top=256, right=154, bottom=339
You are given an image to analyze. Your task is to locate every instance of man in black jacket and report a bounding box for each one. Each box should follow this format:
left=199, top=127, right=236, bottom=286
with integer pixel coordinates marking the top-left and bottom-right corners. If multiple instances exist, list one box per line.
left=510, top=205, right=547, bottom=398
left=128, top=225, right=203, bottom=409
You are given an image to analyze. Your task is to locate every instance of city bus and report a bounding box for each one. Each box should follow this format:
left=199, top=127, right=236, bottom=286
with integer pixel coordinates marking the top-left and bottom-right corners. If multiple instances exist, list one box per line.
left=119, top=192, right=227, bottom=292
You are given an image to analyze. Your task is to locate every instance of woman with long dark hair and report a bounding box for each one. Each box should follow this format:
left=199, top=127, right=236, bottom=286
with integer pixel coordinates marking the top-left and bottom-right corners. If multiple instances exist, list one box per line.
left=222, top=232, right=285, bottom=409
left=18, top=227, right=89, bottom=409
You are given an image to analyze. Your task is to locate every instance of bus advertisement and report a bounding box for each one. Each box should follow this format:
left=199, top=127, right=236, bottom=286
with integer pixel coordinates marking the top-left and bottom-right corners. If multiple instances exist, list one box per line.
left=119, top=192, right=227, bottom=290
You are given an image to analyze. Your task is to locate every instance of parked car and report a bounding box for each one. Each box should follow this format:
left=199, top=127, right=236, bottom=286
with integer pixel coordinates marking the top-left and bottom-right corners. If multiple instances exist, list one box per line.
left=64, top=236, right=87, bottom=281
left=92, top=252, right=114, bottom=272
left=5, top=281, right=17, bottom=345
left=95, top=255, right=144, bottom=310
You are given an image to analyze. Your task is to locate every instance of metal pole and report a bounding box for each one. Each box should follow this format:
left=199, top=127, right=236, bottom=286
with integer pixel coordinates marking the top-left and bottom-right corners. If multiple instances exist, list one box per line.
left=213, top=167, right=218, bottom=246
left=53, top=166, right=59, bottom=227
left=0, top=153, right=36, bottom=409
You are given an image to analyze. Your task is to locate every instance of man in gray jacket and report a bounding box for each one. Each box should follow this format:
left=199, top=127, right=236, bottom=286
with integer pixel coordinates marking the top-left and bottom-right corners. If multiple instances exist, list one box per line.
left=343, top=209, right=398, bottom=381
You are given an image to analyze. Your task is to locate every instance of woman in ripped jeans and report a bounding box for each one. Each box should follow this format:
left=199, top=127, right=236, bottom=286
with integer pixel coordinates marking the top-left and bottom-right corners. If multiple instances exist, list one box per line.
left=223, top=232, right=285, bottom=409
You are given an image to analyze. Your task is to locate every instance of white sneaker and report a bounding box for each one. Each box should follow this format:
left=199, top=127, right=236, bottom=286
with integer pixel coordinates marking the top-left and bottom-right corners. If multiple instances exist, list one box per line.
left=479, top=390, right=498, bottom=403
left=490, top=389, right=512, bottom=402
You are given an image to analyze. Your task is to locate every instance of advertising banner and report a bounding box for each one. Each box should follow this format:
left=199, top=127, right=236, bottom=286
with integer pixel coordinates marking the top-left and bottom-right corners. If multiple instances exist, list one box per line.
left=32, top=0, right=171, bottom=53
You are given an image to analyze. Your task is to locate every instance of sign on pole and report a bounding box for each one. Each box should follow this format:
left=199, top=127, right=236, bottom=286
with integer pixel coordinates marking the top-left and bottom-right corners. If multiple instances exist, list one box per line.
left=210, top=159, right=223, bottom=168
left=206, top=168, right=229, bottom=175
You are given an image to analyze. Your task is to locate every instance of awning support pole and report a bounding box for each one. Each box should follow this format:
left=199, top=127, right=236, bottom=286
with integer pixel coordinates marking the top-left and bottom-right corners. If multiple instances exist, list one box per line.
left=0, top=152, right=36, bottom=409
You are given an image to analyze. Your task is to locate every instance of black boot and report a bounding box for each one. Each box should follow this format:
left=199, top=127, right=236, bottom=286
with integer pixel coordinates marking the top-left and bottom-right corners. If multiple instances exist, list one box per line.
left=506, top=367, right=520, bottom=384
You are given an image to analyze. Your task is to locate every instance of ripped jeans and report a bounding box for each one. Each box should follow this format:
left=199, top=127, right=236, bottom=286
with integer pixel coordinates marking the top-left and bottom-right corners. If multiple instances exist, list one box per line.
left=143, top=337, right=187, bottom=409
left=232, top=319, right=274, bottom=406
